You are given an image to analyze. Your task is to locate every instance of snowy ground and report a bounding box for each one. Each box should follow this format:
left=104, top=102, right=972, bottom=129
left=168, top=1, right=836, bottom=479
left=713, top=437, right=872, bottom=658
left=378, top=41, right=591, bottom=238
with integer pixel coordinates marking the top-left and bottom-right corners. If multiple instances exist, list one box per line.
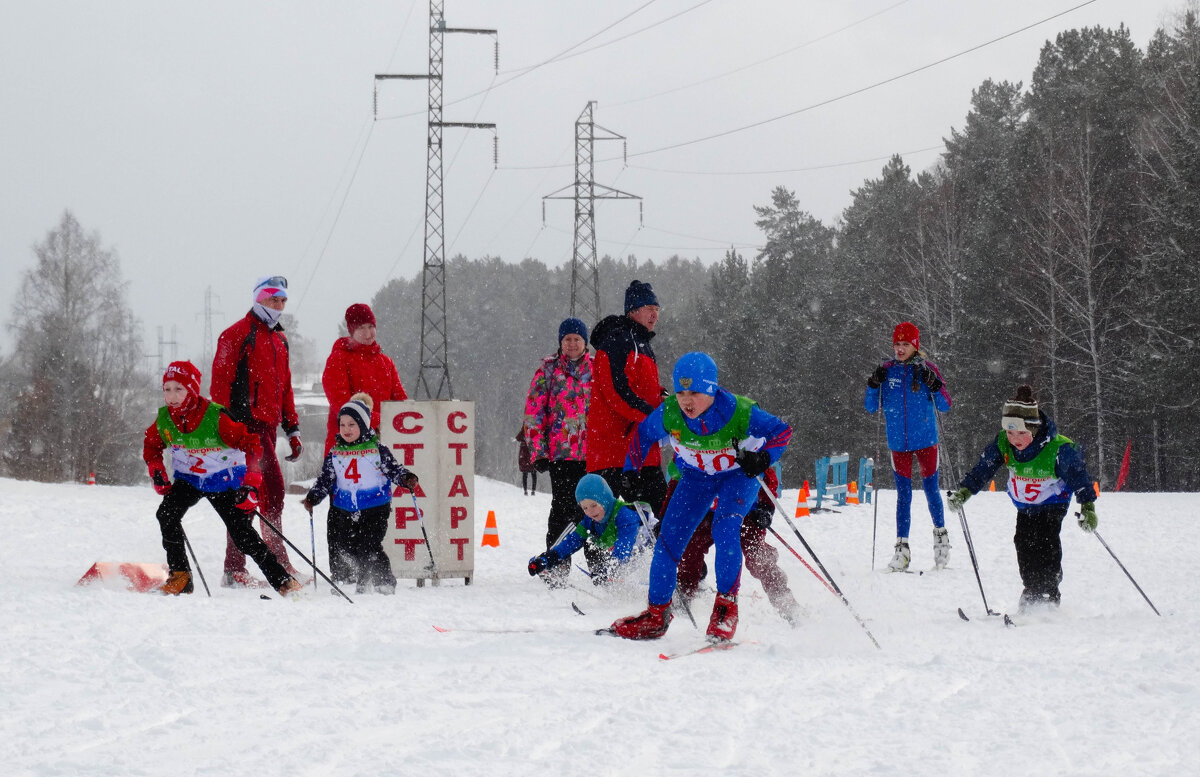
left=1, top=474, right=1196, bottom=776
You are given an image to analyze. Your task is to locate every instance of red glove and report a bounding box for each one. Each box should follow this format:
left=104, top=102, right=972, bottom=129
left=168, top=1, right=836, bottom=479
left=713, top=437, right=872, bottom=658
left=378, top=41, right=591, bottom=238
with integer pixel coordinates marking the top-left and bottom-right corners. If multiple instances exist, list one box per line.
left=235, top=485, right=260, bottom=513
left=285, top=433, right=303, bottom=462
left=148, top=462, right=172, bottom=496
left=242, top=469, right=263, bottom=491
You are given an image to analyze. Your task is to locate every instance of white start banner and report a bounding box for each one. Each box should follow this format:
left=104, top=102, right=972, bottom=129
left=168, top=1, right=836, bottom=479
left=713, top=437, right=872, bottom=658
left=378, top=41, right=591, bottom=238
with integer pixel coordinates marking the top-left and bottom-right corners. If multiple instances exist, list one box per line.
left=379, top=400, right=475, bottom=585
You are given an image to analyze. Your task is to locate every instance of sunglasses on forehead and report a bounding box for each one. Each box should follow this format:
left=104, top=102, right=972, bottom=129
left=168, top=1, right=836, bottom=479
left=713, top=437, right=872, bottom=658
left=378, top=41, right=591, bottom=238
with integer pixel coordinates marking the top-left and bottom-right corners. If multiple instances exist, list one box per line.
left=261, top=275, right=288, bottom=289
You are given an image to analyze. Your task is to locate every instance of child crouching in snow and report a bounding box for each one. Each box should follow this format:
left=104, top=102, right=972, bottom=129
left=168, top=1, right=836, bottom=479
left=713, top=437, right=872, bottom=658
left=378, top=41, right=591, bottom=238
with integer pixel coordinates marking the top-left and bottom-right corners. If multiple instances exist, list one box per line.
left=527, top=473, right=647, bottom=586
left=143, top=361, right=301, bottom=597
left=946, top=384, right=1098, bottom=612
left=301, top=393, right=418, bottom=595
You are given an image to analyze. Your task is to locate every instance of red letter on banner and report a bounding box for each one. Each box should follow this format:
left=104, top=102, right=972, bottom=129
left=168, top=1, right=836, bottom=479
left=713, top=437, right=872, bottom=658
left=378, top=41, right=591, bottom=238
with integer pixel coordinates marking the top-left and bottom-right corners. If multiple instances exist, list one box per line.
left=447, top=411, right=468, bottom=434
left=449, top=537, right=469, bottom=561
left=448, top=474, right=470, bottom=498
left=450, top=506, right=467, bottom=529
left=395, top=506, right=418, bottom=530
left=393, top=411, right=424, bottom=434
left=448, top=442, right=468, bottom=466
left=393, top=538, right=425, bottom=560
left=391, top=442, right=424, bottom=466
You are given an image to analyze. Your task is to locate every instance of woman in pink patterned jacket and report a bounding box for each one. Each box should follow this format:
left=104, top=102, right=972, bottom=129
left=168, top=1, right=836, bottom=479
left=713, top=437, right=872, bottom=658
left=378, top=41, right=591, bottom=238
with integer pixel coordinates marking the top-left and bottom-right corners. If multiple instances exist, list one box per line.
left=523, top=317, right=594, bottom=585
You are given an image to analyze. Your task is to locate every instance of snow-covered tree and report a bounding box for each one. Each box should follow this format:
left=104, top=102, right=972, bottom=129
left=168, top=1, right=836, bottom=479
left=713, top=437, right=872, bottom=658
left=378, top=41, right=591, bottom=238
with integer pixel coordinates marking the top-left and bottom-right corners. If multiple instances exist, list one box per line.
left=2, top=212, right=152, bottom=484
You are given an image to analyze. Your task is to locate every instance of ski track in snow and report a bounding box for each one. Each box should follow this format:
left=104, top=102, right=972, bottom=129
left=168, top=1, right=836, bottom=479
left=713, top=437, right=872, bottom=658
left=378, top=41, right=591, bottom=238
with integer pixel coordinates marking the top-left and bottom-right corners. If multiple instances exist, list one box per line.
left=1, top=476, right=1197, bottom=776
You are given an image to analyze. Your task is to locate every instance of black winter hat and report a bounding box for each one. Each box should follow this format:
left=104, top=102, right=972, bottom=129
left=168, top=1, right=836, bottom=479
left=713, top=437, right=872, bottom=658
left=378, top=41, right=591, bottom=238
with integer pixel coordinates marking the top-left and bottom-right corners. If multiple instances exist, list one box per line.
left=624, top=280, right=659, bottom=314
left=339, top=392, right=374, bottom=439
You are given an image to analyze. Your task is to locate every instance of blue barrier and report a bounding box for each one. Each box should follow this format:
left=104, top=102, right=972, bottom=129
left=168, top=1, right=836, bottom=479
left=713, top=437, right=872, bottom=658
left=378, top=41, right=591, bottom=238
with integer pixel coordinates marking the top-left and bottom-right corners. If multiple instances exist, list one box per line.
left=814, top=454, right=849, bottom=509
left=859, top=457, right=874, bottom=505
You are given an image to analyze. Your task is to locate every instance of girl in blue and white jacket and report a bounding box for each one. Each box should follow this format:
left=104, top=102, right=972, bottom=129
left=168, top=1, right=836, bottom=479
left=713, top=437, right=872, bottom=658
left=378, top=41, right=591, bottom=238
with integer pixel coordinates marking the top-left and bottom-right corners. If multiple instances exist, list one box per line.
left=864, top=322, right=952, bottom=572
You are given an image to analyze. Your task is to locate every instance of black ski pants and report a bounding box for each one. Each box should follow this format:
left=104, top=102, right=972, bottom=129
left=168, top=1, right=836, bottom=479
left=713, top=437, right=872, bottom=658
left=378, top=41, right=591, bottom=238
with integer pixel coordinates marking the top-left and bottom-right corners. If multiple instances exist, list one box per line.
left=156, top=482, right=291, bottom=590
left=327, top=504, right=396, bottom=587
left=1013, top=503, right=1068, bottom=598
left=543, top=460, right=595, bottom=577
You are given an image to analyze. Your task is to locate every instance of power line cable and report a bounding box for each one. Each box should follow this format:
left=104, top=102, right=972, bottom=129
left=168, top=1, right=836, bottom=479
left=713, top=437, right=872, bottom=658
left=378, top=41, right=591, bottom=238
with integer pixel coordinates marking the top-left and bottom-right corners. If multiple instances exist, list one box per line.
left=628, top=143, right=945, bottom=175
left=625, top=0, right=1100, bottom=160
left=375, top=0, right=668, bottom=122
left=608, top=0, right=911, bottom=108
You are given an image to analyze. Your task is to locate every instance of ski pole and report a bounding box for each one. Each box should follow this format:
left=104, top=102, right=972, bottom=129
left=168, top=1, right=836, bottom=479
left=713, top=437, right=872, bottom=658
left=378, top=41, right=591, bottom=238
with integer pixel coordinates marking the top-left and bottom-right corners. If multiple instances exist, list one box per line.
left=409, top=491, right=439, bottom=579
left=767, top=525, right=835, bottom=595
left=181, top=526, right=211, bottom=597
left=873, top=413, right=882, bottom=571
left=254, top=511, right=353, bottom=603
left=631, top=501, right=658, bottom=548
left=756, top=476, right=881, bottom=649
left=1091, top=529, right=1161, bottom=616
left=308, top=513, right=318, bottom=591
left=956, top=504, right=1000, bottom=617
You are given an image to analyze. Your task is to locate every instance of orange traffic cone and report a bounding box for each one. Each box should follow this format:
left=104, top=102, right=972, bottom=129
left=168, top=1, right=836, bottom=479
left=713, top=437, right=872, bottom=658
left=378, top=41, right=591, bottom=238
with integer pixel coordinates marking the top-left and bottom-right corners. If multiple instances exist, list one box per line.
left=1094, top=480, right=1100, bottom=494
left=847, top=481, right=859, bottom=505
left=87, top=472, right=96, bottom=485
left=794, top=490, right=810, bottom=518
left=989, top=480, right=996, bottom=491
left=480, top=510, right=500, bottom=547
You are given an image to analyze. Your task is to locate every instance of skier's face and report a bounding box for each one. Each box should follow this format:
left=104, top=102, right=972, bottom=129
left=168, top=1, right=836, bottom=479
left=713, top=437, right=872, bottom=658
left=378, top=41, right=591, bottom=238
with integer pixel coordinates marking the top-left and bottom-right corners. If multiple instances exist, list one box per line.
left=579, top=499, right=605, bottom=521
left=893, top=341, right=916, bottom=361
left=676, top=390, right=714, bottom=418
left=560, top=333, right=586, bottom=360
left=351, top=323, right=377, bottom=346
left=339, top=415, right=362, bottom=443
left=163, top=380, right=188, bottom=408
left=1006, top=429, right=1034, bottom=450
left=261, top=294, right=287, bottom=312
left=628, top=304, right=660, bottom=331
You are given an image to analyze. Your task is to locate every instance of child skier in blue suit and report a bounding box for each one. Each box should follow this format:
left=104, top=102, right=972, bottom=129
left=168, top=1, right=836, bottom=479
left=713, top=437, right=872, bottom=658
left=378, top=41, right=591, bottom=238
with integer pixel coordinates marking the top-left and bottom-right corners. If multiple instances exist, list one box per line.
left=301, top=393, right=418, bottom=594
left=864, top=322, right=952, bottom=572
left=527, top=473, right=645, bottom=585
left=608, top=352, right=791, bottom=643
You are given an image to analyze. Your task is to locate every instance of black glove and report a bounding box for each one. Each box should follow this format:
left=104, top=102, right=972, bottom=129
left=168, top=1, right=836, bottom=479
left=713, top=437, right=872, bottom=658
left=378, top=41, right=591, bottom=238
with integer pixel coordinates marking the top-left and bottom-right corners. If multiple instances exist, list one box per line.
left=400, top=471, right=419, bottom=491
left=735, top=448, right=771, bottom=478
left=919, top=363, right=943, bottom=393
left=745, top=504, right=772, bottom=530
left=867, top=364, right=888, bottom=389
left=534, top=458, right=551, bottom=473
left=527, top=549, right=561, bottom=576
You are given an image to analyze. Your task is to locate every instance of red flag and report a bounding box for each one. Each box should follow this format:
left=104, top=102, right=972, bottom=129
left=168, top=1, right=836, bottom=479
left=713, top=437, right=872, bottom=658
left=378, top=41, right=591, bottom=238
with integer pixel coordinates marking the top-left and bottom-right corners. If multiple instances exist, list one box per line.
left=1113, top=438, right=1132, bottom=492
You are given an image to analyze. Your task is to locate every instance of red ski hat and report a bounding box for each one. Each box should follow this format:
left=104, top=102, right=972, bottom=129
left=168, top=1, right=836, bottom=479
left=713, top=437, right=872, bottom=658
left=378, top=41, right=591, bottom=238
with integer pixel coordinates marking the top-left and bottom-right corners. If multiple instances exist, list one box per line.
left=345, top=303, right=376, bottom=332
left=163, top=360, right=202, bottom=398
left=893, top=322, right=920, bottom=350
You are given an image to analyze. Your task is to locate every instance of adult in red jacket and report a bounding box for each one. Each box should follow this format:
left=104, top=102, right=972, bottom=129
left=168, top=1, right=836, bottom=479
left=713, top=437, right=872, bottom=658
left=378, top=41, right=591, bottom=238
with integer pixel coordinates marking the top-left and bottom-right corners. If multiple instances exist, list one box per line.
left=210, top=275, right=303, bottom=586
left=320, top=302, right=408, bottom=583
left=321, top=303, right=407, bottom=455
left=585, top=279, right=667, bottom=516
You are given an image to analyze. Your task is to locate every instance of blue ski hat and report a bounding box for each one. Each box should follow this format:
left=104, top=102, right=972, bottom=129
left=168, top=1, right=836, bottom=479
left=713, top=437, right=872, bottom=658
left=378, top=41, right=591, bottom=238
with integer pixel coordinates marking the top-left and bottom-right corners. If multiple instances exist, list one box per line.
left=673, top=352, right=719, bottom=396
left=574, top=473, right=615, bottom=517
left=558, top=317, right=589, bottom=347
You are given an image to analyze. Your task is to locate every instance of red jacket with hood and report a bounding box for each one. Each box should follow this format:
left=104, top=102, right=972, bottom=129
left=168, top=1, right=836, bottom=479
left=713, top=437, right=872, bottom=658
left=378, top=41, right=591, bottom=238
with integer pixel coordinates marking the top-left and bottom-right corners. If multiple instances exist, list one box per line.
left=210, top=312, right=300, bottom=434
left=585, top=315, right=664, bottom=471
left=321, top=337, right=408, bottom=453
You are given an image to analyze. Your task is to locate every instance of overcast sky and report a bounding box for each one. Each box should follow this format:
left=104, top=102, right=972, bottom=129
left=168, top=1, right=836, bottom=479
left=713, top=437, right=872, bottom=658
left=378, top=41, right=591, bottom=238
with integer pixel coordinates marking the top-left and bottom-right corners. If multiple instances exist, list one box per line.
left=0, top=0, right=1179, bottom=371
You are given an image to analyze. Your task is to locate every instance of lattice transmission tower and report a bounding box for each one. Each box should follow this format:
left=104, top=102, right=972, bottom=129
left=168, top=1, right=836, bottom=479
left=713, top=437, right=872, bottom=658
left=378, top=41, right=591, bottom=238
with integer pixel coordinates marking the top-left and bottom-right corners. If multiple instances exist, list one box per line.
left=375, top=1, right=497, bottom=399
left=543, top=101, right=641, bottom=325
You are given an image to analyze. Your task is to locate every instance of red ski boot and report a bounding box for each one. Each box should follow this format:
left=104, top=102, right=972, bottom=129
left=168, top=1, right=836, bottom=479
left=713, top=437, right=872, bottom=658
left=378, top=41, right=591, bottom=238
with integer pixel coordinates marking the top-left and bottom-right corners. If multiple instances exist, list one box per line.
left=706, top=593, right=739, bottom=643
left=610, top=601, right=673, bottom=640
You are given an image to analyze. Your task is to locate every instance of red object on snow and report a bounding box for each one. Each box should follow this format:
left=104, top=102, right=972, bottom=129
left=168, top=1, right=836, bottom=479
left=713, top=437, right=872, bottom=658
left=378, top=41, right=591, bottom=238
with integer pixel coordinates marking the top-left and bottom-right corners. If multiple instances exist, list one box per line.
left=76, top=562, right=170, bottom=593
left=1114, top=438, right=1132, bottom=492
